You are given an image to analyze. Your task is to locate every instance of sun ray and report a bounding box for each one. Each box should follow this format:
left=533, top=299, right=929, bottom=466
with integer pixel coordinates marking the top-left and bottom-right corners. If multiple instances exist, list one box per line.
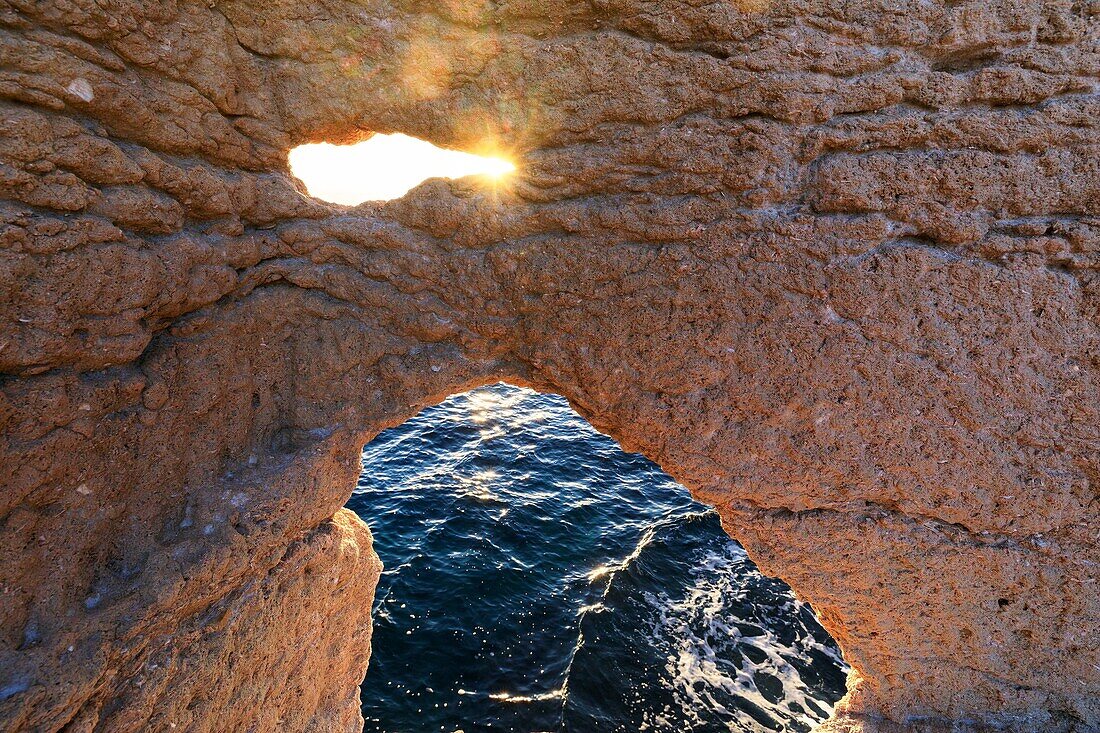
left=288, top=133, right=515, bottom=205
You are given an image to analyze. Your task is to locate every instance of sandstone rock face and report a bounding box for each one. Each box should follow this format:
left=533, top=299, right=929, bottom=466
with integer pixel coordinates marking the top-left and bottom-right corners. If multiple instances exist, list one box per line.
left=1, top=1, right=1098, bottom=731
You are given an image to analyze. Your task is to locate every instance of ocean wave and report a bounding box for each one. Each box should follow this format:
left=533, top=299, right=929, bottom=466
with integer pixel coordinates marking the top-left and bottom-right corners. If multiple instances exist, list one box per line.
left=348, top=384, right=847, bottom=732
left=645, top=542, right=847, bottom=731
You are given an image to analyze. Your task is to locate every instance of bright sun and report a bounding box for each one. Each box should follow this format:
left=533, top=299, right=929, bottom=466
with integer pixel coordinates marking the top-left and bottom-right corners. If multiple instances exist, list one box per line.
left=288, top=133, right=515, bottom=205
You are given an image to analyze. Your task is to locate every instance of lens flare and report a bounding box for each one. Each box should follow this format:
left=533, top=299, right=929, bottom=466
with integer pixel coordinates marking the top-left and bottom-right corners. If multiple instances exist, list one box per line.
left=288, top=133, right=515, bottom=205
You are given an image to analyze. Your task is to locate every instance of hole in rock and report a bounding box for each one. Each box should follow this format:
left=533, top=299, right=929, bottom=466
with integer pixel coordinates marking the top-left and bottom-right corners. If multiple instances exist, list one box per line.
left=346, top=384, right=849, bottom=732
left=288, top=133, right=515, bottom=205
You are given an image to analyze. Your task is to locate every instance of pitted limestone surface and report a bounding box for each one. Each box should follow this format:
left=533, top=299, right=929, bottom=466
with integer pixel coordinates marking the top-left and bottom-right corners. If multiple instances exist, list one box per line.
left=0, top=1, right=1097, bottom=731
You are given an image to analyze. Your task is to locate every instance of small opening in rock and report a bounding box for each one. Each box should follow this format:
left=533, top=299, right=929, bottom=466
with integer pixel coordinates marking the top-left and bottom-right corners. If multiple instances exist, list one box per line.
left=288, top=133, right=515, bottom=205
left=346, top=383, right=848, bottom=731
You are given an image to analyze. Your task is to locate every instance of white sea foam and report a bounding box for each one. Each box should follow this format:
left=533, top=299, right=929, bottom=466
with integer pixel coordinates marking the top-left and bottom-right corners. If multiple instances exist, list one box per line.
left=644, top=544, right=848, bottom=731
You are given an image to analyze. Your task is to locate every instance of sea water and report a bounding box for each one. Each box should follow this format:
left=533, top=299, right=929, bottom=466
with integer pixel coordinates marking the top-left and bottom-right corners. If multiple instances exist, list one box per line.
left=345, top=384, right=848, bottom=732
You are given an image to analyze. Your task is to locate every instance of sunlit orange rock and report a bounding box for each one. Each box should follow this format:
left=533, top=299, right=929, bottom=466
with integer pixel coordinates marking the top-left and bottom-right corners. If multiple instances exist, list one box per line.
left=0, top=1, right=1097, bottom=731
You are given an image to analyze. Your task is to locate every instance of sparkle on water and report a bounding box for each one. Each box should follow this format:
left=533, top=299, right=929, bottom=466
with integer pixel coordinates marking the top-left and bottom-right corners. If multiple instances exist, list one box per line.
left=346, top=384, right=848, bottom=732
left=288, top=133, right=515, bottom=205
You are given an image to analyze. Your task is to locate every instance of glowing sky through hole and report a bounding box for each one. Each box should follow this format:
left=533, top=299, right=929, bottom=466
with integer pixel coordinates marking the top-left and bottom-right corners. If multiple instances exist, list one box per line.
left=288, top=133, right=515, bottom=205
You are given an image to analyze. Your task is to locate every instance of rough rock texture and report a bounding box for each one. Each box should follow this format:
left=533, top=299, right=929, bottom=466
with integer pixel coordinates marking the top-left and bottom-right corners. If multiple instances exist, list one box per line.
left=0, top=0, right=1098, bottom=731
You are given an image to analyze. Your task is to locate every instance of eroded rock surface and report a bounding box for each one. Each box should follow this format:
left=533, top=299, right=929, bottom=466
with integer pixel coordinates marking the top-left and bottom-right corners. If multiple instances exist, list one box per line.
left=1, top=0, right=1097, bottom=730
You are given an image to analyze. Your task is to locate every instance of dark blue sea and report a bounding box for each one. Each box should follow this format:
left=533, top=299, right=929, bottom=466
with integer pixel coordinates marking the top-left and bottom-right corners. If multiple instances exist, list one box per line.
left=345, top=384, right=848, bottom=732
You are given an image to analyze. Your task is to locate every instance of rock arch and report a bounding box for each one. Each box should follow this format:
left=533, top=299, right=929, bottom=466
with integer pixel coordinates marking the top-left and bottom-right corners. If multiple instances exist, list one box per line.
left=0, top=1, right=1097, bottom=731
